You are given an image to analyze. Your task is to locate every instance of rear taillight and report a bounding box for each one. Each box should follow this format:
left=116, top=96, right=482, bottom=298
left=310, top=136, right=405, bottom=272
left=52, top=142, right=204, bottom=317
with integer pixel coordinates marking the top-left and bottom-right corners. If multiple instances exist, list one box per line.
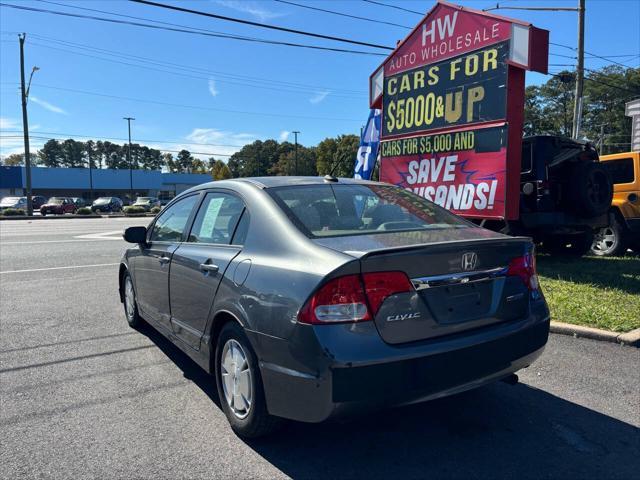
left=507, top=252, right=539, bottom=292
left=362, top=271, right=414, bottom=316
left=298, top=271, right=413, bottom=324
left=298, top=274, right=370, bottom=324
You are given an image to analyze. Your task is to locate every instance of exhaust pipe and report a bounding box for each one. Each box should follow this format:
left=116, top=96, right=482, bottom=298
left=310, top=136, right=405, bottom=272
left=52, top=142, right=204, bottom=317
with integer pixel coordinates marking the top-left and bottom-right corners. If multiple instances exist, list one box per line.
left=501, top=373, right=519, bottom=385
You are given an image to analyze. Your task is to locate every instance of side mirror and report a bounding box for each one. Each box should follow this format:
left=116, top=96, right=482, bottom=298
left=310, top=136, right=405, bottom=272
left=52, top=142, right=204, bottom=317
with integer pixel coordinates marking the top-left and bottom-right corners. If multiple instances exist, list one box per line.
left=123, top=226, right=147, bottom=244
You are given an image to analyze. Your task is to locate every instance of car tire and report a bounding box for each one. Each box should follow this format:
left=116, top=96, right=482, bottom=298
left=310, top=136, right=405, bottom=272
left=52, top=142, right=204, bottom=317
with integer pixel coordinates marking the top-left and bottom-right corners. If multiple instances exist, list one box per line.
left=41, top=211, right=46, bottom=217
left=566, top=162, right=613, bottom=218
left=215, top=322, right=282, bottom=438
left=591, top=217, right=628, bottom=256
left=122, top=272, right=142, bottom=328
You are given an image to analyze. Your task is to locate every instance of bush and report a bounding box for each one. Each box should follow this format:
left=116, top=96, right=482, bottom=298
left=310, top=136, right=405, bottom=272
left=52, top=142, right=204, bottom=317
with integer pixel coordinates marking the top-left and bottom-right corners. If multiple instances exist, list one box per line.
left=150, top=206, right=161, bottom=214
left=75, top=207, right=93, bottom=215
left=123, top=205, right=147, bottom=215
left=0, top=208, right=25, bottom=216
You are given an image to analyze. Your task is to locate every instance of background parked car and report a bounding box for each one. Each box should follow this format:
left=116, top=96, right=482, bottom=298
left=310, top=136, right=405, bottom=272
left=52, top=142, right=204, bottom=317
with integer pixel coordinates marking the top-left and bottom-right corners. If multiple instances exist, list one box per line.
left=132, top=196, right=161, bottom=211
left=40, top=197, right=76, bottom=215
left=591, top=151, right=640, bottom=255
left=31, top=195, right=48, bottom=209
left=71, top=197, right=87, bottom=208
left=0, top=196, right=28, bottom=212
left=91, top=197, right=123, bottom=213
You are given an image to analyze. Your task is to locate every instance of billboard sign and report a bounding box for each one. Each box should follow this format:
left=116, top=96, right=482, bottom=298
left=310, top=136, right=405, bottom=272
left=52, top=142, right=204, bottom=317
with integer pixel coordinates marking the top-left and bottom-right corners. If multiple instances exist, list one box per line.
left=371, top=0, right=548, bottom=220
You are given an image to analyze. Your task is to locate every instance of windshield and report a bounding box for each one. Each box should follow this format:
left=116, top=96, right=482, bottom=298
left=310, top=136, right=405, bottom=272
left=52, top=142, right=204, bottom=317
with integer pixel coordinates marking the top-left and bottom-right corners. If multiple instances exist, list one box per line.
left=0, top=197, right=22, bottom=205
left=48, top=197, right=65, bottom=205
left=94, top=197, right=111, bottom=204
left=135, top=197, right=152, bottom=203
left=269, top=184, right=470, bottom=238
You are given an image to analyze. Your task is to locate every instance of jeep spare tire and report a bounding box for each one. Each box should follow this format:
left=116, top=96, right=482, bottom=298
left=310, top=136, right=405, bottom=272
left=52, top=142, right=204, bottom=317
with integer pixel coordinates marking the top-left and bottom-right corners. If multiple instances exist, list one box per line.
left=566, top=162, right=613, bottom=217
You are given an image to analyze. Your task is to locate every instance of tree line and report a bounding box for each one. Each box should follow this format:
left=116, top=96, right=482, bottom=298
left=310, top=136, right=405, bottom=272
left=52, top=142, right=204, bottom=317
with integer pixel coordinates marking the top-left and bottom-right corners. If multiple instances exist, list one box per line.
left=0, top=134, right=361, bottom=180
left=525, top=65, right=639, bottom=154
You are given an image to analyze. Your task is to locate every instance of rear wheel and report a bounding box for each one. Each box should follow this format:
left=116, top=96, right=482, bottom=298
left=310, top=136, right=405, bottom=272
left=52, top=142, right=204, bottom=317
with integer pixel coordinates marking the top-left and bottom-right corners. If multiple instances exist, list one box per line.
left=215, top=322, right=281, bottom=438
left=591, top=217, right=628, bottom=256
left=123, top=272, right=142, bottom=328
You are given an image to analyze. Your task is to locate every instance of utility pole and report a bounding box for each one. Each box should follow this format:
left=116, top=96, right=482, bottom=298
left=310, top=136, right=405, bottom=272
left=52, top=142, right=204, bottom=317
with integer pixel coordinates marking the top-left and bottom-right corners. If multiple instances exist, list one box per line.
left=572, top=0, right=586, bottom=139
left=484, top=3, right=585, bottom=139
left=292, top=131, right=300, bottom=176
left=19, top=33, right=35, bottom=216
left=123, top=117, right=135, bottom=203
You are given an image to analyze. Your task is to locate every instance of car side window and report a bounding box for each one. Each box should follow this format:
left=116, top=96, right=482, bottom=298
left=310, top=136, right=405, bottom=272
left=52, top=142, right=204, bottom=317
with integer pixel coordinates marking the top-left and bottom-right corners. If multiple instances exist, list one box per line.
left=188, top=192, right=245, bottom=245
left=150, top=195, right=199, bottom=243
left=231, top=210, right=250, bottom=245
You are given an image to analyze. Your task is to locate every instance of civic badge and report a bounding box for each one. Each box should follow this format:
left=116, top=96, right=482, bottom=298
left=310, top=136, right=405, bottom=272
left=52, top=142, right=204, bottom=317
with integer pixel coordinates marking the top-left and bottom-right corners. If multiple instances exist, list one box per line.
left=461, top=252, right=477, bottom=271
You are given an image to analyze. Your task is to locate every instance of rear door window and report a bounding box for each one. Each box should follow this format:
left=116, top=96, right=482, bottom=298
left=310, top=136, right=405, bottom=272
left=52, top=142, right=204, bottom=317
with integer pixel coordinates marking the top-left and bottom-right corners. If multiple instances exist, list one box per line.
left=187, top=192, right=245, bottom=245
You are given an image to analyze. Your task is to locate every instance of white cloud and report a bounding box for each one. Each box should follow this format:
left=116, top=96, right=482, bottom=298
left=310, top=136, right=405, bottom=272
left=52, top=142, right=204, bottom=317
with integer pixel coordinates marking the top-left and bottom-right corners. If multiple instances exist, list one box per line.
left=0, top=117, right=19, bottom=130
left=309, top=90, right=330, bottom=104
left=147, top=128, right=258, bottom=160
left=208, top=79, right=219, bottom=97
left=29, top=96, right=68, bottom=115
left=216, top=0, right=286, bottom=21
left=279, top=130, right=290, bottom=142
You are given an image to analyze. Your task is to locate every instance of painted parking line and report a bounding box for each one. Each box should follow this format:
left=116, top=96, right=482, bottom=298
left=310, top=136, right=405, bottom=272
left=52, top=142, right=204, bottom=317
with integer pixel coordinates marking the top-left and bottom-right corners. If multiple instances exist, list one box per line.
left=0, top=263, right=119, bottom=274
left=1, top=239, right=124, bottom=245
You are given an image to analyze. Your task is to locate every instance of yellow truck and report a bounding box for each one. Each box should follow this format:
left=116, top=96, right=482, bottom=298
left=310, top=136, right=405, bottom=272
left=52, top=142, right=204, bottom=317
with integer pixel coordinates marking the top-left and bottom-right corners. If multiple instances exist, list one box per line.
left=591, top=152, right=640, bottom=255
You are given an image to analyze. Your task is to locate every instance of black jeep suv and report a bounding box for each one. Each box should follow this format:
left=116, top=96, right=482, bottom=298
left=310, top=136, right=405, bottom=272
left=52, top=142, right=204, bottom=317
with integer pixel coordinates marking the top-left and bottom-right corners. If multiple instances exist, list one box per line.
left=503, top=136, right=613, bottom=256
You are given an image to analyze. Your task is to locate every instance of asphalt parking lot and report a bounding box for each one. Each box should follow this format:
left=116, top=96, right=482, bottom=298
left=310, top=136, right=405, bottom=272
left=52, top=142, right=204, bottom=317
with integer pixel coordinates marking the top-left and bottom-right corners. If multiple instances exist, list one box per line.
left=1, top=218, right=639, bottom=479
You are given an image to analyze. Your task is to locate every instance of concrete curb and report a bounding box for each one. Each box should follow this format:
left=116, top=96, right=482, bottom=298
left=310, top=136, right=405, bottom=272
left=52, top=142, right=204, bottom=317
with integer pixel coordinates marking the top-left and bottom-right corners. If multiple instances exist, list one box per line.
left=550, top=321, right=640, bottom=347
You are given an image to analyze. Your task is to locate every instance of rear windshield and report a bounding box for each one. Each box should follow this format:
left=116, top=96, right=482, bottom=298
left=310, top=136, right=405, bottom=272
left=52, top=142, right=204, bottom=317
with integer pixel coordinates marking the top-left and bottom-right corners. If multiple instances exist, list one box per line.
left=269, top=184, right=470, bottom=238
left=48, top=197, right=65, bottom=204
left=95, top=197, right=111, bottom=204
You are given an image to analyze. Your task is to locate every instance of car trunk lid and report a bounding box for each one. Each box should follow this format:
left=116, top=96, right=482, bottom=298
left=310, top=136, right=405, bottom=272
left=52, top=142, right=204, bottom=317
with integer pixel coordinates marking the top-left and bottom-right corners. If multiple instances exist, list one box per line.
left=316, top=229, right=533, bottom=344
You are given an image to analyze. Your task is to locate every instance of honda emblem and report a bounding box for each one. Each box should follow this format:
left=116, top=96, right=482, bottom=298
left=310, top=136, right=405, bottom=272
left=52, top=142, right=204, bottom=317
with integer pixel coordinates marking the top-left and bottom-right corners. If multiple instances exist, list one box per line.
left=461, top=252, right=477, bottom=271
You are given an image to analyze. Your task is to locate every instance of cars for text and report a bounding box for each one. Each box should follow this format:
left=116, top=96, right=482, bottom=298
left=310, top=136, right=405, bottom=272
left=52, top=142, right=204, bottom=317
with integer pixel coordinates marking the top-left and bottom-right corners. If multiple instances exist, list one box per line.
left=40, top=197, right=76, bottom=215
left=119, top=177, right=550, bottom=438
left=92, top=197, right=123, bottom=213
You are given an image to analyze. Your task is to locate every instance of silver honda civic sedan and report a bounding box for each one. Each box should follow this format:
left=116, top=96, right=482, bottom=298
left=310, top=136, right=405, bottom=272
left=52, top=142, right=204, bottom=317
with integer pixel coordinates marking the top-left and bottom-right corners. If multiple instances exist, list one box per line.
left=119, top=176, right=550, bottom=437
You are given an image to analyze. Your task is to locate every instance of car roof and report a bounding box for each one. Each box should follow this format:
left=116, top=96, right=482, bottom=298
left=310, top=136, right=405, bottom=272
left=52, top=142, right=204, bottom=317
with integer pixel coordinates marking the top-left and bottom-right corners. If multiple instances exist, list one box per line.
left=191, top=176, right=387, bottom=191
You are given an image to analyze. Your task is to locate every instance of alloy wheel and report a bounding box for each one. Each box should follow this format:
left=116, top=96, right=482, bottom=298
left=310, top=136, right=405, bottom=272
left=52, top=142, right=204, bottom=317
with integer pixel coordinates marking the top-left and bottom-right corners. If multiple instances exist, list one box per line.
left=592, top=226, right=617, bottom=255
left=124, top=276, right=136, bottom=322
left=220, top=339, right=252, bottom=419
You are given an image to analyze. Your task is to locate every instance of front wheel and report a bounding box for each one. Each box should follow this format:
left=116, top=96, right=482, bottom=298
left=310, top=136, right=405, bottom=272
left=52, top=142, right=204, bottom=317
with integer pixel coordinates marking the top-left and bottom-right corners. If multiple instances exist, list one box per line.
left=123, top=272, right=142, bottom=328
left=215, top=322, right=282, bottom=438
left=591, top=218, right=628, bottom=256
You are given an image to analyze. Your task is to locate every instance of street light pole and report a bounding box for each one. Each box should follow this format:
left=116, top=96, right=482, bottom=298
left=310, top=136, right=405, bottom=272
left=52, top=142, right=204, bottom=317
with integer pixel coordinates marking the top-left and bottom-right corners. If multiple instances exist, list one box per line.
left=123, top=117, right=135, bottom=203
left=19, top=33, right=37, bottom=216
left=292, top=130, right=300, bottom=176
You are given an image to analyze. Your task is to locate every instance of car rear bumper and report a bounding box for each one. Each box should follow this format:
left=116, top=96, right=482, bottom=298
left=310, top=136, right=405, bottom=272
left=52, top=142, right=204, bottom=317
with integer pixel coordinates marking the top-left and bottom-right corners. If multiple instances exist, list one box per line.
left=252, top=305, right=550, bottom=423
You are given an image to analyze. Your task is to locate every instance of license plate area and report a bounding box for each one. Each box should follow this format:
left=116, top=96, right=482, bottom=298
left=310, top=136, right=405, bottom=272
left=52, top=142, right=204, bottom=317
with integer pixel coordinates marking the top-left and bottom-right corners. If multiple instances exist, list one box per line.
left=420, top=281, right=493, bottom=325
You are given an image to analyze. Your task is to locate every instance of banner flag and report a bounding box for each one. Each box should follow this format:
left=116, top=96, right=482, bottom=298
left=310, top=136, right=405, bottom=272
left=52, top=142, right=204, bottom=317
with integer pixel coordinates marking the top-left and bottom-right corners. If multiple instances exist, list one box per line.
left=354, top=109, right=381, bottom=180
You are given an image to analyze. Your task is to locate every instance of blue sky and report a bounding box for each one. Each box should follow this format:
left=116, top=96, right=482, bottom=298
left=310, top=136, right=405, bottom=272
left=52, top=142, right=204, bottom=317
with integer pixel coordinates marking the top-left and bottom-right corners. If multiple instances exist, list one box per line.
left=1, top=0, right=639, bottom=160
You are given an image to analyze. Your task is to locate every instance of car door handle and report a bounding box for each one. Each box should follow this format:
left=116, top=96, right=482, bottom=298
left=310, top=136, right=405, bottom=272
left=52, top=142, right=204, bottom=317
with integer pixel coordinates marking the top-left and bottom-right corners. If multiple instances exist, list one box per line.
left=158, top=256, right=170, bottom=265
left=200, top=262, right=219, bottom=274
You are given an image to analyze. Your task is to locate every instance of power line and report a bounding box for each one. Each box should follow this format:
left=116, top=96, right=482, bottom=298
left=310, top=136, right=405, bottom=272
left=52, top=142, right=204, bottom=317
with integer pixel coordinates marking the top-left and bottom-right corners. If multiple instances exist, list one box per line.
left=0, top=135, right=242, bottom=158
left=361, top=0, right=423, bottom=16
left=273, top=0, right=411, bottom=30
left=550, top=42, right=638, bottom=68
left=0, top=3, right=386, bottom=57
left=0, top=82, right=364, bottom=122
left=14, top=31, right=366, bottom=95
left=2, top=34, right=366, bottom=98
left=129, top=0, right=393, bottom=50
left=0, top=130, right=250, bottom=148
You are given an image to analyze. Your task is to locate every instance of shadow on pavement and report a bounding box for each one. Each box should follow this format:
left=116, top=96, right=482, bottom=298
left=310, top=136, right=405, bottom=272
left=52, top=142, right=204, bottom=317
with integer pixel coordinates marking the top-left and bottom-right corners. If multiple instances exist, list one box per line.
left=140, top=323, right=639, bottom=480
